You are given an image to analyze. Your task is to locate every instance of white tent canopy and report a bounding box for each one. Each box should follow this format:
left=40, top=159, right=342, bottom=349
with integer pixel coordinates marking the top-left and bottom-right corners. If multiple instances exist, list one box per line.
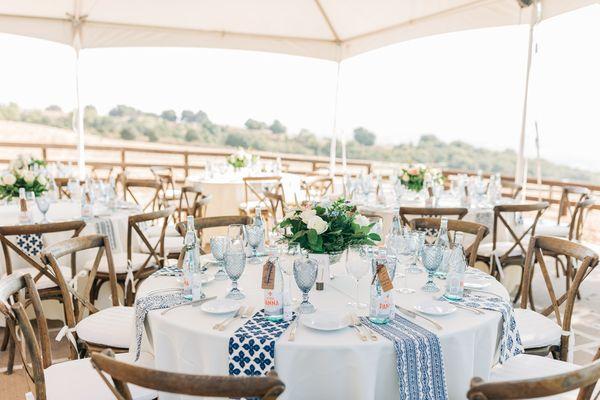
left=0, top=0, right=596, bottom=61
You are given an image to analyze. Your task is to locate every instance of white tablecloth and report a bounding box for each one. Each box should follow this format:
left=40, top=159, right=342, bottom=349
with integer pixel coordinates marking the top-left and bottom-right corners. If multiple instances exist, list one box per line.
left=136, top=253, right=508, bottom=400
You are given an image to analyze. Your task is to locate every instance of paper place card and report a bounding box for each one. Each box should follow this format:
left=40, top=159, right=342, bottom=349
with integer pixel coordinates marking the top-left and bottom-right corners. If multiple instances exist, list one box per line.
left=261, top=260, right=276, bottom=290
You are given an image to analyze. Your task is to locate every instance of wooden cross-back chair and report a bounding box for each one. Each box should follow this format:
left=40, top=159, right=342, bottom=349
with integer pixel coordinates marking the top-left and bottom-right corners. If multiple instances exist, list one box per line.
left=517, top=236, right=598, bottom=361
left=0, top=221, right=86, bottom=373
left=410, top=218, right=489, bottom=267
left=398, top=206, right=468, bottom=226
left=121, top=176, right=163, bottom=212
left=239, top=176, right=282, bottom=217
left=150, top=166, right=181, bottom=206
left=502, top=181, right=523, bottom=199
left=467, top=347, right=600, bottom=400
left=91, top=349, right=285, bottom=400
left=176, top=215, right=253, bottom=253
left=301, top=176, right=333, bottom=202
left=477, top=202, right=549, bottom=280
left=177, top=186, right=212, bottom=222
left=53, top=177, right=72, bottom=199
left=41, top=235, right=131, bottom=357
left=0, top=273, right=156, bottom=400
left=558, top=186, right=590, bottom=225
left=264, top=184, right=286, bottom=225
left=90, top=165, right=116, bottom=182
left=569, top=198, right=595, bottom=242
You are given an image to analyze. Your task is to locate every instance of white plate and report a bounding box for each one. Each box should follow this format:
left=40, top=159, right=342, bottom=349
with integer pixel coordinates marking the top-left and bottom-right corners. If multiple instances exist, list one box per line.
left=200, top=298, right=240, bottom=314
left=414, top=300, right=456, bottom=316
left=175, top=274, right=215, bottom=285
left=301, top=311, right=350, bottom=331
left=464, top=277, right=492, bottom=289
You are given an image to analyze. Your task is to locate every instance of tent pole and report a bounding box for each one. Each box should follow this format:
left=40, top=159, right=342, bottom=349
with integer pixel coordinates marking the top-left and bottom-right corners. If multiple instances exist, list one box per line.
left=329, top=60, right=342, bottom=178
left=515, top=0, right=542, bottom=189
left=71, top=3, right=86, bottom=181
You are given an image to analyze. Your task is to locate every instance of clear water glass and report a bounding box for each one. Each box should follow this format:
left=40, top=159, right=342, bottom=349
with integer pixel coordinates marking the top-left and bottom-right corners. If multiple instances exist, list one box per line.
left=406, top=231, right=425, bottom=274
left=293, top=256, right=318, bottom=313
left=346, top=248, right=370, bottom=309
left=421, top=244, right=444, bottom=292
left=224, top=247, right=246, bottom=300
left=35, top=194, right=50, bottom=222
left=395, top=235, right=416, bottom=294
left=245, top=225, right=264, bottom=263
left=210, top=236, right=228, bottom=281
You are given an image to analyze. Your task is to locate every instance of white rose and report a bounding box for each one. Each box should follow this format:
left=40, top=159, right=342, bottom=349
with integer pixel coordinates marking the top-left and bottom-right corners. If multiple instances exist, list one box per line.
left=307, top=215, right=328, bottom=234
left=354, top=214, right=370, bottom=227
left=23, top=171, right=35, bottom=184
left=2, top=174, right=16, bottom=186
left=284, top=209, right=299, bottom=220
left=300, top=208, right=317, bottom=224
left=37, top=175, right=47, bottom=186
left=318, top=199, right=332, bottom=209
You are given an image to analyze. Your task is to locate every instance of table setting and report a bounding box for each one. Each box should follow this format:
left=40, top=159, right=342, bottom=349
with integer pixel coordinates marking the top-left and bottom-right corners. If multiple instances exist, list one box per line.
left=132, top=199, right=523, bottom=400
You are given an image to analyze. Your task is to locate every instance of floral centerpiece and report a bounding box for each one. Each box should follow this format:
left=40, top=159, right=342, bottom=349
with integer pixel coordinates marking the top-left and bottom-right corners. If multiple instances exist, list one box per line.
left=278, top=197, right=380, bottom=255
left=226, top=148, right=256, bottom=170
left=0, top=155, right=48, bottom=200
left=399, top=166, right=444, bottom=192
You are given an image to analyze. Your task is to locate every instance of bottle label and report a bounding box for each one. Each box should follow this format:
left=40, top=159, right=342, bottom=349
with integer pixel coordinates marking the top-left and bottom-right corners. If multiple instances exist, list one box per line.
left=261, top=260, right=276, bottom=290
left=264, top=290, right=283, bottom=316
left=370, top=291, right=393, bottom=318
left=19, top=198, right=27, bottom=212
left=373, top=264, right=393, bottom=292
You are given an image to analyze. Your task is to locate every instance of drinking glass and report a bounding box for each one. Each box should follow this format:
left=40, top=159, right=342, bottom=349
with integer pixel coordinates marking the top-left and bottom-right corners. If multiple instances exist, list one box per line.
left=293, top=255, right=318, bottom=314
left=225, top=224, right=246, bottom=299
left=346, top=246, right=371, bottom=309
left=281, top=243, right=301, bottom=302
left=421, top=244, right=444, bottom=292
left=35, top=194, right=50, bottom=222
left=67, top=178, right=80, bottom=201
left=210, top=236, right=228, bottom=281
left=245, top=225, right=264, bottom=264
left=405, top=231, right=425, bottom=274
left=395, top=235, right=416, bottom=294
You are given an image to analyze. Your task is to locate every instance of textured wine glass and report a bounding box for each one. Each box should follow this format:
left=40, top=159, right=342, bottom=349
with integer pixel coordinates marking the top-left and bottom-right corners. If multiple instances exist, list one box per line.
left=210, top=236, right=228, bottom=281
left=35, top=194, right=50, bottom=222
left=421, top=244, right=443, bottom=292
left=293, top=256, right=318, bottom=314
left=405, top=231, right=425, bottom=274
left=224, top=248, right=246, bottom=299
left=245, top=225, right=264, bottom=264
left=395, top=235, right=416, bottom=294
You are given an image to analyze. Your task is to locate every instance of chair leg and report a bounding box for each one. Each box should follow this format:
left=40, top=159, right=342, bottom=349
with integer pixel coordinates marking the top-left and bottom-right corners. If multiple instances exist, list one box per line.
left=0, top=326, right=8, bottom=351
left=6, top=334, right=15, bottom=375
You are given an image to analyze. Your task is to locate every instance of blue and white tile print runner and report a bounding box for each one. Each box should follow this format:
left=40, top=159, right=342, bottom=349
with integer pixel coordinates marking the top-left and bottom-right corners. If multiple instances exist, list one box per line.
left=361, top=314, right=448, bottom=400
left=229, top=310, right=295, bottom=376
left=16, top=233, right=44, bottom=257
left=150, top=264, right=182, bottom=277
left=461, top=293, right=523, bottom=363
left=133, top=291, right=187, bottom=361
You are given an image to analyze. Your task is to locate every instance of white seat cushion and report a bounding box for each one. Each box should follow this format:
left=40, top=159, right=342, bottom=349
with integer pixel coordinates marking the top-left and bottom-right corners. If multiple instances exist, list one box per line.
left=5, top=266, right=72, bottom=290
left=535, top=221, right=569, bottom=238
left=84, top=252, right=151, bottom=274
left=478, top=239, right=530, bottom=258
left=514, top=308, right=562, bottom=349
left=489, top=354, right=580, bottom=400
left=141, top=235, right=183, bottom=255
left=76, top=306, right=133, bottom=349
left=144, top=223, right=179, bottom=237
left=44, top=352, right=156, bottom=400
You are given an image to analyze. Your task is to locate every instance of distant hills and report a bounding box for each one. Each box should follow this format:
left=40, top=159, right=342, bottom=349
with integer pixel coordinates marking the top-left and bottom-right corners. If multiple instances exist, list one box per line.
left=0, top=102, right=597, bottom=184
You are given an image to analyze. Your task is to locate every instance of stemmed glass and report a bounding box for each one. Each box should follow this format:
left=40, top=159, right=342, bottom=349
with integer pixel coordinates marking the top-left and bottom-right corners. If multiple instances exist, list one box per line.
left=210, top=236, right=228, bottom=281
left=405, top=231, right=425, bottom=274
left=395, top=235, right=416, bottom=294
left=281, top=243, right=301, bottom=303
left=421, top=244, right=443, bottom=292
left=346, top=245, right=371, bottom=309
left=225, top=224, right=246, bottom=299
left=245, top=225, right=264, bottom=264
left=35, top=193, right=50, bottom=222
left=293, top=255, right=318, bottom=314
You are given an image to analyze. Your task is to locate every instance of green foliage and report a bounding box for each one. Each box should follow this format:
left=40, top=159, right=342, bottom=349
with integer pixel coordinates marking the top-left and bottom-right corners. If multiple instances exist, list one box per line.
left=45, top=105, right=62, bottom=112
left=109, top=105, right=141, bottom=117
left=225, top=132, right=249, bottom=148
left=185, top=129, right=200, bottom=142
left=119, top=127, right=136, bottom=140
left=160, top=110, right=177, bottom=122
left=245, top=118, right=268, bottom=130
left=270, top=119, right=286, bottom=134
left=353, top=126, right=376, bottom=146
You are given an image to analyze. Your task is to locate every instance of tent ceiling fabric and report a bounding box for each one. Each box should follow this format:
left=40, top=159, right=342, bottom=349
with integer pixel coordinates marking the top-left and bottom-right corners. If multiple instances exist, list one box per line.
left=0, top=0, right=597, bottom=60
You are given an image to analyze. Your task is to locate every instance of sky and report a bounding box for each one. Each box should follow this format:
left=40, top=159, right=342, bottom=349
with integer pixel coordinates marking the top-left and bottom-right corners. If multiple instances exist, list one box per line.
left=0, top=5, right=598, bottom=172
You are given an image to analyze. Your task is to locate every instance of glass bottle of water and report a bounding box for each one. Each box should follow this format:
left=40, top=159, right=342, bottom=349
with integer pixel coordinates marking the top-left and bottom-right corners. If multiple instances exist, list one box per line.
left=434, top=217, right=450, bottom=278
left=183, top=216, right=202, bottom=300
left=390, top=214, right=402, bottom=236
left=264, top=256, right=284, bottom=321
left=47, top=178, right=59, bottom=202
left=80, top=186, right=93, bottom=220
left=368, top=250, right=396, bottom=324
left=18, top=188, right=31, bottom=224
left=444, top=232, right=466, bottom=301
left=252, top=205, right=265, bottom=254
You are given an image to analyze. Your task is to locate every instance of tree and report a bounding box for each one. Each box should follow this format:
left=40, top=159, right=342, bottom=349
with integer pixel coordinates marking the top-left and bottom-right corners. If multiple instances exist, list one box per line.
left=181, top=110, right=195, bottom=122
left=269, top=119, right=286, bottom=134
left=185, top=129, right=200, bottom=142
left=109, top=105, right=140, bottom=117
left=225, top=132, right=249, bottom=147
left=245, top=118, right=267, bottom=130
left=83, top=105, right=98, bottom=121
left=160, top=110, right=177, bottom=122
left=45, top=105, right=62, bottom=112
left=143, top=129, right=158, bottom=142
left=353, top=127, right=376, bottom=146
left=119, top=127, right=136, bottom=140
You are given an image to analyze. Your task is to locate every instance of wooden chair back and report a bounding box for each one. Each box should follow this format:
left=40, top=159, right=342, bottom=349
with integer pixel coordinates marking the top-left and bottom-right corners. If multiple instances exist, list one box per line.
left=569, top=198, right=595, bottom=241
left=264, top=184, right=286, bottom=224
left=122, top=176, right=162, bottom=212
left=491, top=202, right=548, bottom=262
left=558, top=186, right=590, bottom=225
left=520, top=236, right=598, bottom=360
left=0, top=220, right=86, bottom=284
left=242, top=176, right=282, bottom=212
left=40, top=235, right=119, bottom=345
left=468, top=348, right=600, bottom=400
left=53, top=177, right=72, bottom=199
left=399, top=206, right=468, bottom=226
left=90, top=166, right=116, bottom=182
left=128, top=208, right=173, bottom=278
left=410, top=218, right=489, bottom=267
left=0, top=274, right=52, bottom=400
left=502, top=181, right=523, bottom=199
left=90, top=349, right=285, bottom=400
left=301, top=176, right=333, bottom=201
left=176, top=215, right=253, bottom=243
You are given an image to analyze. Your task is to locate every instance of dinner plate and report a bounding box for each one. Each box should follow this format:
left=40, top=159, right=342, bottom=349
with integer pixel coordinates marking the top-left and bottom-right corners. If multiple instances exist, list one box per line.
left=464, top=277, right=492, bottom=289
left=301, top=311, right=350, bottom=331
left=414, top=300, right=456, bottom=316
left=175, top=274, right=215, bottom=285
left=200, top=298, right=240, bottom=314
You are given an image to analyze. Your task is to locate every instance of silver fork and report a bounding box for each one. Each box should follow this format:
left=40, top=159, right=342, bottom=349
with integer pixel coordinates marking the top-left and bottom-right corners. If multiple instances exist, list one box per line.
left=353, top=315, right=378, bottom=341
left=349, top=316, right=367, bottom=341
left=213, top=306, right=245, bottom=331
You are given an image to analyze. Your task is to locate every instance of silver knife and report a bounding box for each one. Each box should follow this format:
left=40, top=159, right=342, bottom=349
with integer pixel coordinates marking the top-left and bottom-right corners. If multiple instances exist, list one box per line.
left=395, top=305, right=443, bottom=331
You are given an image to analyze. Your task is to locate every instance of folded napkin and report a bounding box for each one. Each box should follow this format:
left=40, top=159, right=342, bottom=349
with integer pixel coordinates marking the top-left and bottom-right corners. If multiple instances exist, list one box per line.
left=151, top=264, right=182, bottom=277
left=229, top=309, right=295, bottom=376
left=361, top=314, right=448, bottom=400
left=94, top=218, right=120, bottom=251
left=133, top=292, right=188, bottom=360
left=461, top=293, right=523, bottom=363
left=16, top=233, right=44, bottom=257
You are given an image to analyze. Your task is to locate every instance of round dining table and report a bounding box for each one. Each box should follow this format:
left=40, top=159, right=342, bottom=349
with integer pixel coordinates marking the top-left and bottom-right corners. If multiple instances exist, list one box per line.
left=135, top=252, right=508, bottom=400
